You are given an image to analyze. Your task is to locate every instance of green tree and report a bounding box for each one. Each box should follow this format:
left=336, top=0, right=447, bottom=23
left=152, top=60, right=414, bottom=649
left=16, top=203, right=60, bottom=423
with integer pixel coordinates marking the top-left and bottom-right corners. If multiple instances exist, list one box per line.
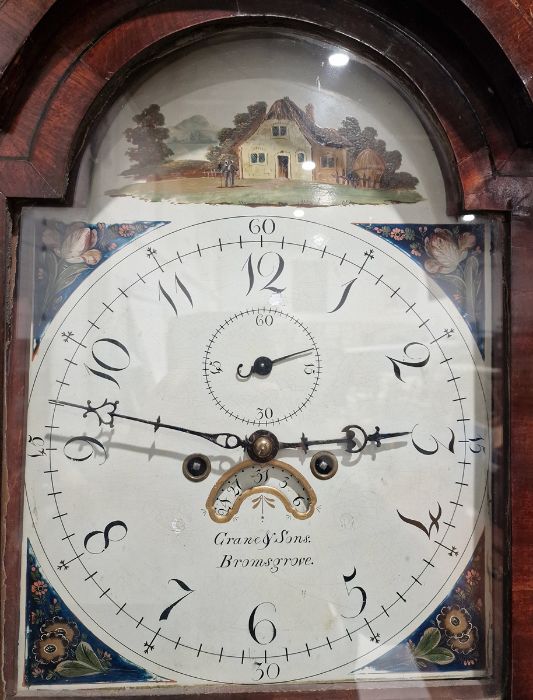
left=209, top=101, right=268, bottom=167
left=123, top=104, right=174, bottom=177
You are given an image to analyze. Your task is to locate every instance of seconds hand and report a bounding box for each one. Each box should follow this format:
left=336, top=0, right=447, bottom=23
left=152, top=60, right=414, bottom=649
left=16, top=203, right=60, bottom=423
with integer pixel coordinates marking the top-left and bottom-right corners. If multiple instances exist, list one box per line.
left=237, top=347, right=313, bottom=379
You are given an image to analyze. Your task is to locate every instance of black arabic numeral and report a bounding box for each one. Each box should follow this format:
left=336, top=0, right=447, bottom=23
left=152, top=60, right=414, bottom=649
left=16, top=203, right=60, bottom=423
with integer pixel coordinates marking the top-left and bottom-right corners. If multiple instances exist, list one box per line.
left=243, top=252, right=285, bottom=295
left=28, top=435, right=45, bottom=457
left=255, top=313, right=274, bottom=326
left=83, top=520, right=127, bottom=554
left=253, top=468, right=270, bottom=484
left=209, top=360, right=223, bottom=374
left=257, top=407, right=273, bottom=421
left=158, top=273, right=194, bottom=315
left=387, top=342, right=430, bottom=382
left=411, top=426, right=455, bottom=455
left=63, top=435, right=107, bottom=464
left=342, top=566, right=367, bottom=618
left=254, top=662, right=280, bottom=680
left=159, top=578, right=194, bottom=621
left=329, top=278, right=358, bottom=313
left=397, top=503, right=442, bottom=538
left=84, top=338, right=130, bottom=388
left=249, top=218, right=276, bottom=235
left=249, top=602, right=277, bottom=644
left=304, top=363, right=315, bottom=375
left=469, top=436, right=485, bottom=453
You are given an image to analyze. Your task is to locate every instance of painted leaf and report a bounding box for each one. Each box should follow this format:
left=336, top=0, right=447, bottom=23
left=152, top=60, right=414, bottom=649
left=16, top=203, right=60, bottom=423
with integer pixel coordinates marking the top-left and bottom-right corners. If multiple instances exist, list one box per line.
left=75, top=641, right=104, bottom=670
left=414, top=627, right=441, bottom=657
left=418, top=647, right=455, bottom=665
left=55, top=660, right=103, bottom=678
left=55, top=262, right=88, bottom=294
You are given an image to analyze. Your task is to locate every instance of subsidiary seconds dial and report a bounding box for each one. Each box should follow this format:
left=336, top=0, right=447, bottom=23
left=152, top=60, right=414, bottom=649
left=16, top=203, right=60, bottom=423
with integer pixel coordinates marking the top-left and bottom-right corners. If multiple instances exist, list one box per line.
left=203, top=308, right=321, bottom=426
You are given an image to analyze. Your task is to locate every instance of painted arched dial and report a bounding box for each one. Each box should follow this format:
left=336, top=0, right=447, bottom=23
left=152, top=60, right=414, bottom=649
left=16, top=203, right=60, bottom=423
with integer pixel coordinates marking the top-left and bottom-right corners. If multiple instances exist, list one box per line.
left=24, top=215, right=489, bottom=684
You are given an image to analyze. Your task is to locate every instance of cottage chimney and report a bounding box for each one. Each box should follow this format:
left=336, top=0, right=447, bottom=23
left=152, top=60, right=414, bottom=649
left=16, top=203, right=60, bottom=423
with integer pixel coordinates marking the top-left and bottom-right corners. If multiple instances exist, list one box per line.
left=305, top=103, right=315, bottom=122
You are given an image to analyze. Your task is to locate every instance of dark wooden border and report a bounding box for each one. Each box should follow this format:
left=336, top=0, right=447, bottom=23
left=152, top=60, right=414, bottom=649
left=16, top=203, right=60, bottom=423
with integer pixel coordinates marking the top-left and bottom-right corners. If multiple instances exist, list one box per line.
left=1, top=1, right=532, bottom=698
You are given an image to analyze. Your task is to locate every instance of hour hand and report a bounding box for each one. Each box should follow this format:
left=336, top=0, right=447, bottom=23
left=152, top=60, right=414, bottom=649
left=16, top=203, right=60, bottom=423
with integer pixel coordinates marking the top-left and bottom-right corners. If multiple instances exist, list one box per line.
left=280, top=425, right=411, bottom=454
left=49, top=398, right=246, bottom=450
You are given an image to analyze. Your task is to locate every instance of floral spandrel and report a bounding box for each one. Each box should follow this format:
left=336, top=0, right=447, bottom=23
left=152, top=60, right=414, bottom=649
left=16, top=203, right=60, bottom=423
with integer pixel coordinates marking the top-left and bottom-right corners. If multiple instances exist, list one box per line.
left=362, top=534, right=486, bottom=675
left=25, top=541, right=162, bottom=686
left=33, top=219, right=168, bottom=354
left=356, top=224, right=486, bottom=355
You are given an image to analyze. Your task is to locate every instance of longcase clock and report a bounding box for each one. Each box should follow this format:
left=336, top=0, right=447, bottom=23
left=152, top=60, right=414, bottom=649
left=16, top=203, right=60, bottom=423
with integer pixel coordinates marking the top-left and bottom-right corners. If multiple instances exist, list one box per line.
left=1, top=2, right=532, bottom=699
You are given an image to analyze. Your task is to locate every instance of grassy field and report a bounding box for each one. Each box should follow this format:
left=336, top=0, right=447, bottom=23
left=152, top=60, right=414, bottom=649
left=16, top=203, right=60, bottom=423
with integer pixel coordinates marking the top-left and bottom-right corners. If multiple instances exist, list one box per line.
left=106, top=177, right=423, bottom=207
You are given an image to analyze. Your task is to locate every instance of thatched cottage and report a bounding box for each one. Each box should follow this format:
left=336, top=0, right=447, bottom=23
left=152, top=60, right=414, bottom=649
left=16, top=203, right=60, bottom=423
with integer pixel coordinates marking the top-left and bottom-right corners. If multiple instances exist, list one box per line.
left=237, top=97, right=351, bottom=183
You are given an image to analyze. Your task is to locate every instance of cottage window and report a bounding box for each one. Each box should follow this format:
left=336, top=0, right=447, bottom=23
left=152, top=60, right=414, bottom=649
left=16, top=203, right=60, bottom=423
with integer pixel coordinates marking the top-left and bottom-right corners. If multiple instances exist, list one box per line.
left=250, top=152, right=266, bottom=164
left=297, top=152, right=305, bottom=162
left=272, top=125, right=287, bottom=137
left=320, top=155, right=336, bottom=168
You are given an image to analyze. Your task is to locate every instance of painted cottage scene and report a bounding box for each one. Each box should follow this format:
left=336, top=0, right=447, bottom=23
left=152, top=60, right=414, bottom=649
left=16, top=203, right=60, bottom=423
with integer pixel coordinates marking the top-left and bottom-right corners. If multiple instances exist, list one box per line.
left=108, top=97, right=422, bottom=206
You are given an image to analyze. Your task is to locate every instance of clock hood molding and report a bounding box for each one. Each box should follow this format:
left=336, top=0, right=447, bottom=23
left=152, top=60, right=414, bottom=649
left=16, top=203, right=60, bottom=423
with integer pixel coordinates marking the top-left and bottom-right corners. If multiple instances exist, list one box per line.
left=0, top=0, right=530, bottom=216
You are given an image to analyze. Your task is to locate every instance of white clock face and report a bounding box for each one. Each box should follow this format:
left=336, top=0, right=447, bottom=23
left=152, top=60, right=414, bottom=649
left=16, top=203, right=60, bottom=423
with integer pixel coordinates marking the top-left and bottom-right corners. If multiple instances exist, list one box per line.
left=24, top=215, right=489, bottom=685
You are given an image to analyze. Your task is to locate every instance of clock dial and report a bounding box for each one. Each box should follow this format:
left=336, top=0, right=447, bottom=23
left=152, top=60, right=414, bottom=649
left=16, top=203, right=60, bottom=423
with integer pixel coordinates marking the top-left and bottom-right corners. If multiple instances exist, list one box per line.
left=24, top=215, right=489, bottom=685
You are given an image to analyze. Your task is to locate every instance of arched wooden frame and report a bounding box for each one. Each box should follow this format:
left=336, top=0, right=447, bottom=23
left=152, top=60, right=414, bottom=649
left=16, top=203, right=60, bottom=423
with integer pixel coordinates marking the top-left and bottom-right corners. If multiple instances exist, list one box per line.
left=1, top=2, right=531, bottom=699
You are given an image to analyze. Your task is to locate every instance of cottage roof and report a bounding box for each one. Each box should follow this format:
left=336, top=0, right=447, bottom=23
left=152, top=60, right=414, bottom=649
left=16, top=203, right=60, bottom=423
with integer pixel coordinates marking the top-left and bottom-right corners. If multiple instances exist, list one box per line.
left=237, top=97, right=351, bottom=149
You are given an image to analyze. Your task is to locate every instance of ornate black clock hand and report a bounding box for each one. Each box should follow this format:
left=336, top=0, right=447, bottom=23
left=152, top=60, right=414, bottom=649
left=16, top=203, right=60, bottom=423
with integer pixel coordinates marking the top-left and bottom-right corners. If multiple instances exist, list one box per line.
left=236, top=347, right=313, bottom=379
left=49, top=398, right=246, bottom=450
left=279, top=425, right=412, bottom=454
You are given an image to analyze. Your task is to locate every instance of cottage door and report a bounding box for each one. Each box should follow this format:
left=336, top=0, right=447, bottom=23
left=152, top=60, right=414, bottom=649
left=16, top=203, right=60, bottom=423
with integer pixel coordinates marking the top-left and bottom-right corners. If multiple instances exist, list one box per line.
left=277, top=155, right=289, bottom=178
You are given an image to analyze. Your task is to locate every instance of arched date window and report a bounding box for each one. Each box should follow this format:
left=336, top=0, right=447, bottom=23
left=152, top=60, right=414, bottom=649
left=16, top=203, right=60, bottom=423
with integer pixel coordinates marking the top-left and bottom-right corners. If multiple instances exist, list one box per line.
left=1, top=5, right=531, bottom=700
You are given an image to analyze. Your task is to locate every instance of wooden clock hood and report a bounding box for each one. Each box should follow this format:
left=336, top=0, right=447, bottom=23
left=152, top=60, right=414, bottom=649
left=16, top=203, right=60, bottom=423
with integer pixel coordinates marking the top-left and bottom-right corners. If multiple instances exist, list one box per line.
left=1, top=1, right=532, bottom=698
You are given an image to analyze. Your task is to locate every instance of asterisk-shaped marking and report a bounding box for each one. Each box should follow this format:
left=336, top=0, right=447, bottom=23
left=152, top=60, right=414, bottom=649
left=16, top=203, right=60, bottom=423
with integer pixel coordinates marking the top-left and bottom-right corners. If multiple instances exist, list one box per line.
left=449, top=546, right=459, bottom=557
left=371, top=633, right=381, bottom=643
left=143, top=641, right=154, bottom=654
left=62, top=331, right=74, bottom=343
left=365, top=249, right=375, bottom=259
left=445, top=328, right=455, bottom=338
left=146, top=247, right=157, bottom=259
left=57, top=560, right=69, bottom=571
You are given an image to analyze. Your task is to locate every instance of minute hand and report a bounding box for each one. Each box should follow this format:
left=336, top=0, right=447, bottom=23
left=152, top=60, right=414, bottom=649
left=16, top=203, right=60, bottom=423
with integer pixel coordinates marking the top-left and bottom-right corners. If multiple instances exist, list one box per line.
left=49, top=399, right=246, bottom=451
left=279, top=425, right=412, bottom=454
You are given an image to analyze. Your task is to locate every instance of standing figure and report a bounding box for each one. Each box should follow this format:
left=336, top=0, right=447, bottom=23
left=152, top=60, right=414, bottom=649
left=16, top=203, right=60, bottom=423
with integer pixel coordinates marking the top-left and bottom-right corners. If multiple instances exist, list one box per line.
left=225, top=159, right=237, bottom=187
